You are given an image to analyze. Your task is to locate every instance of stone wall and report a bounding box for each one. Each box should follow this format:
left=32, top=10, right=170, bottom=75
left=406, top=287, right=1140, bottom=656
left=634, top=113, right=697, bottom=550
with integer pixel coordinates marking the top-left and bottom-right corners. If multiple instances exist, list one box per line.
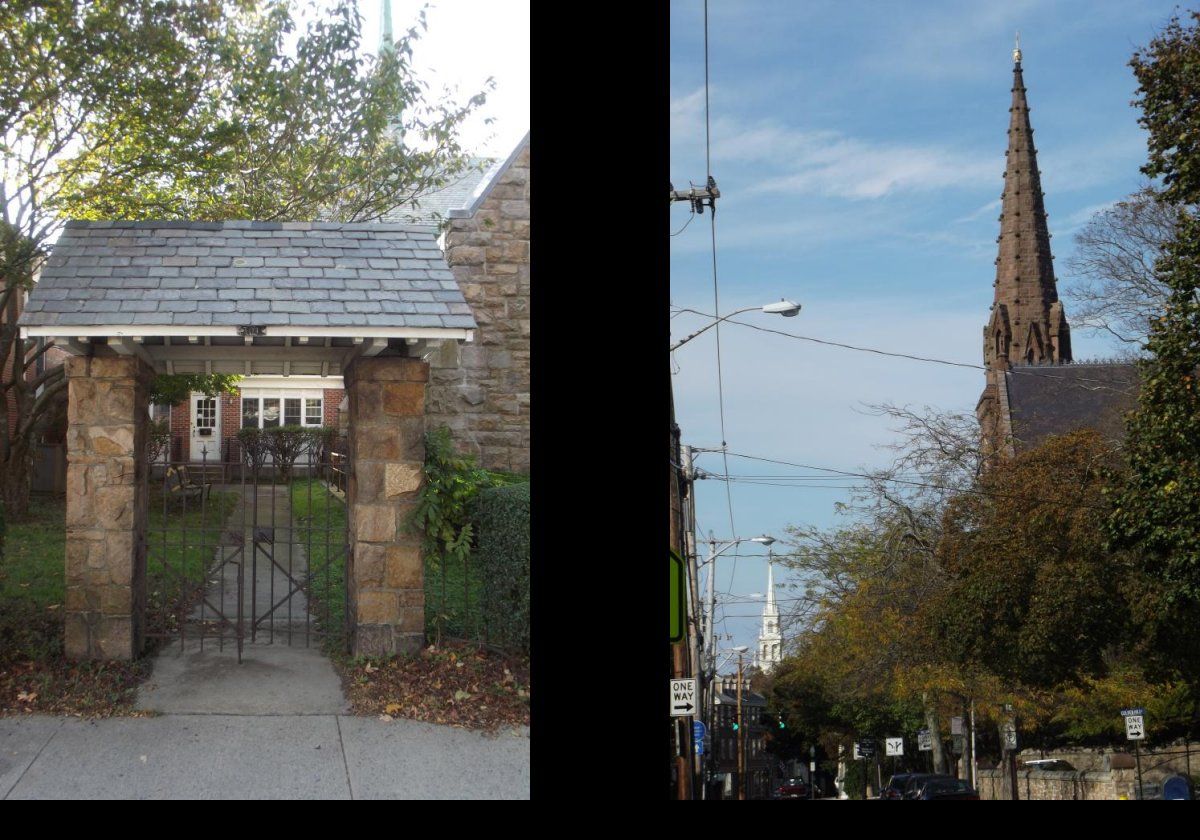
left=977, top=768, right=1141, bottom=800
left=426, top=138, right=530, bottom=475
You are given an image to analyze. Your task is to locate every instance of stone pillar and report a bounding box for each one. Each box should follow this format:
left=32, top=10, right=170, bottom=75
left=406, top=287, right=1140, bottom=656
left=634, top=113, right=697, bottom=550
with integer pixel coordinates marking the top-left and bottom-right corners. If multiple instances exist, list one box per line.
left=64, top=352, right=153, bottom=660
left=344, top=356, right=428, bottom=656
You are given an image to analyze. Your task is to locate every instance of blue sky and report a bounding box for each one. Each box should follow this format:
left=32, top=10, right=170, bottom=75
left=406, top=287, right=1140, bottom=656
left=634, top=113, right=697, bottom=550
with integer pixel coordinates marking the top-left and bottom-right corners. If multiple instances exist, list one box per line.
left=670, top=0, right=1181, bottom=664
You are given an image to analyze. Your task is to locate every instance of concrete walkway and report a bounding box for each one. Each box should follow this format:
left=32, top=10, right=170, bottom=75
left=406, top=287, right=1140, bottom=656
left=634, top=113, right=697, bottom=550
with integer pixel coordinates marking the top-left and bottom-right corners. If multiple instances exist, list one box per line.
left=0, top=714, right=530, bottom=799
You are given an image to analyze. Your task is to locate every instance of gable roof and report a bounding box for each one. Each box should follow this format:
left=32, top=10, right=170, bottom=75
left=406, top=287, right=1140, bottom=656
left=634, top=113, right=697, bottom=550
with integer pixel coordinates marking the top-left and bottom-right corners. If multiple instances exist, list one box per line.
left=19, top=220, right=476, bottom=333
left=448, top=131, right=530, bottom=220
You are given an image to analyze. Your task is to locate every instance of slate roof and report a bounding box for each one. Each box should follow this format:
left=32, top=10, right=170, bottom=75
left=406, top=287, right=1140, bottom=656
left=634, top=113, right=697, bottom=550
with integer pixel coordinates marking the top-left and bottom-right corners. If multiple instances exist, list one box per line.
left=19, top=221, right=476, bottom=331
left=1006, top=363, right=1140, bottom=451
left=377, top=157, right=498, bottom=225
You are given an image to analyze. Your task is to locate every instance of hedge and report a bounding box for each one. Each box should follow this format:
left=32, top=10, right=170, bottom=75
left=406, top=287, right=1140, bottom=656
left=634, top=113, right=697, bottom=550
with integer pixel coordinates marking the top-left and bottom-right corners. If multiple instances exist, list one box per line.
left=471, top=481, right=530, bottom=655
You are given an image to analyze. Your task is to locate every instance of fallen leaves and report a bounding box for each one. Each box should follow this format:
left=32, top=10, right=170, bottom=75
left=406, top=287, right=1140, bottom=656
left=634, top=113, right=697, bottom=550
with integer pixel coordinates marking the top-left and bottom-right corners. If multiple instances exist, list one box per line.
left=339, top=641, right=530, bottom=731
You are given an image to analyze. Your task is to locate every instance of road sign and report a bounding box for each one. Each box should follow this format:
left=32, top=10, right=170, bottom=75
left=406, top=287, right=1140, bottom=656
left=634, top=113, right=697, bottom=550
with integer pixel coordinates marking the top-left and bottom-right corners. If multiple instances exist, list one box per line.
left=670, top=550, right=686, bottom=643
left=917, top=729, right=933, bottom=751
left=885, top=737, right=904, bottom=757
left=950, top=716, right=964, bottom=735
left=853, top=741, right=875, bottom=760
left=695, top=737, right=705, bottom=755
left=1125, top=714, right=1146, bottom=740
left=1001, top=720, right=1018, bottom=751
left=694, top=720, right=707, bottom=742
left=1121, top=707, right=1146, bottom=718
left=670, top=678, right=697, bottom=717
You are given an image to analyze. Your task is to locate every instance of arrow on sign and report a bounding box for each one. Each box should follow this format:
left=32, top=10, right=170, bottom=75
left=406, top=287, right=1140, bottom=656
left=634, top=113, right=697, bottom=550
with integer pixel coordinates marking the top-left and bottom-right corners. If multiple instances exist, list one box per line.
left=673, top=702, right=694, bottom=713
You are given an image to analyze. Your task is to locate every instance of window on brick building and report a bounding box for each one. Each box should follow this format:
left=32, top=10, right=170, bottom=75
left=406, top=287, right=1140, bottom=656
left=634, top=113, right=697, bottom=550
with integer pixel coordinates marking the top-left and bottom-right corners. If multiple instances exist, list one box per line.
left=241, top=394, right=323, bottom=429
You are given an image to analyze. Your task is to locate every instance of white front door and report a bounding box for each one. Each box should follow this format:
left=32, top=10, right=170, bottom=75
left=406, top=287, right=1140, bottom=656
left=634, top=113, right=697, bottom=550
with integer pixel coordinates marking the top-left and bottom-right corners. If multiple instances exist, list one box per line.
left=190, top=392, right=220, bottom=462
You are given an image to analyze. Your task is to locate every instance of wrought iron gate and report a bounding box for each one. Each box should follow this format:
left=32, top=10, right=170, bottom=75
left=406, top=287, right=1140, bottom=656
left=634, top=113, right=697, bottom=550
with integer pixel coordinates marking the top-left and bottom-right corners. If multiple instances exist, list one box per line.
left=144, top=432, right=350, bottom=662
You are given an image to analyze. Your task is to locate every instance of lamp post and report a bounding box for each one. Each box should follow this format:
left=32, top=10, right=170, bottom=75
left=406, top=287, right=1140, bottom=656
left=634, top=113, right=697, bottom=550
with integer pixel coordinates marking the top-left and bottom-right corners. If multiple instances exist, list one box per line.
left=670, top=299, right=801, bottom=352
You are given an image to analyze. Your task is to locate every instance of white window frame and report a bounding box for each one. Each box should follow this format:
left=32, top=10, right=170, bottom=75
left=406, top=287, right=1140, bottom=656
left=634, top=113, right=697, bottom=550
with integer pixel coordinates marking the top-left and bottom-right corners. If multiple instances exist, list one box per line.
left=239, top=389, right=325, bottom=430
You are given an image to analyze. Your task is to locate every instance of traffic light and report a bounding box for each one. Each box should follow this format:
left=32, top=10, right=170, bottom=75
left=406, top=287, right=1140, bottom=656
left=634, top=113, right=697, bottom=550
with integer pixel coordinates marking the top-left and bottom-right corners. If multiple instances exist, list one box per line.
left=778, top=712, right=787, bottom=730
left=732, top=721, right=740, bottom=731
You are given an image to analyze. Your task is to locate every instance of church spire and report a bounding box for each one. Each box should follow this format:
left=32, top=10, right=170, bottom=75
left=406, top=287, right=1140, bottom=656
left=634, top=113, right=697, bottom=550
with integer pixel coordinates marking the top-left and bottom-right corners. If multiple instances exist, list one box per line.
left=755, top=556, right=782, bottom=674
left=984, top=43, right=1072, bottom=371
left=380, top=0, right=394, bottom=55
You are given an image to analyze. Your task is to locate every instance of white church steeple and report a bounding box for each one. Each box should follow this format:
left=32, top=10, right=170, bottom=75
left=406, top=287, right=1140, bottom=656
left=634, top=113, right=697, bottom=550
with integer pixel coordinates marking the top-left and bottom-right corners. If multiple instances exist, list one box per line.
left=755, top=557, right=782, bottom=674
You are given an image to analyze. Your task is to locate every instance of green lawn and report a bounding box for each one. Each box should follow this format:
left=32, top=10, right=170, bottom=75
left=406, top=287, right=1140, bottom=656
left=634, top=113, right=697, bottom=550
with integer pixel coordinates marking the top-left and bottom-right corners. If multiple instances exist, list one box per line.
left=290, top=478, right=348, bottom=651
left=0, top=495, right=66, bottom=609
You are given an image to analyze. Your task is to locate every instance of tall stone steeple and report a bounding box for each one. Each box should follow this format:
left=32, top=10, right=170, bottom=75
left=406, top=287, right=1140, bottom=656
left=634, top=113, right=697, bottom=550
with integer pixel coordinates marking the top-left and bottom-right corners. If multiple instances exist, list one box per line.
left=984, top=40, right=1072, bottom=370
left=978, top=41, right=1072, bottom=459
left=754, top=559, right=782, bottom=674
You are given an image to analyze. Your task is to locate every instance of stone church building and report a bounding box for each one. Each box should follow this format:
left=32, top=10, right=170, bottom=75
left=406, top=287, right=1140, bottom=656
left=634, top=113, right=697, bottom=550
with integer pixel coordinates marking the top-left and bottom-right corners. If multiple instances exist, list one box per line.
left=976, top=46, right=1138, bottom=457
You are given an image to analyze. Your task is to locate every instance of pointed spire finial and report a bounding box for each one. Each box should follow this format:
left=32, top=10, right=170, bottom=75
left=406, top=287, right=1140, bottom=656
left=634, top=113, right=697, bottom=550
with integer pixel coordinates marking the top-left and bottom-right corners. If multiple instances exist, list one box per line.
left=1013, top=31, right=1022, bottom=65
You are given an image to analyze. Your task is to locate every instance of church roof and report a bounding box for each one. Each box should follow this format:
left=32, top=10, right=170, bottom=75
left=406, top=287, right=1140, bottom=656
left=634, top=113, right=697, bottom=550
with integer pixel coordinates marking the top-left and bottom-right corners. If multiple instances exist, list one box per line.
left=1005, top=363, right=1140, bottom=451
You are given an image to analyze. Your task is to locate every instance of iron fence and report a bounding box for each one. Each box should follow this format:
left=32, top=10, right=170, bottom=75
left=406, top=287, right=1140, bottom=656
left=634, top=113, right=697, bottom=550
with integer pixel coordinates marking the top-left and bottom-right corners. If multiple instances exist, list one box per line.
left=143, top=437, right=350, bottom=661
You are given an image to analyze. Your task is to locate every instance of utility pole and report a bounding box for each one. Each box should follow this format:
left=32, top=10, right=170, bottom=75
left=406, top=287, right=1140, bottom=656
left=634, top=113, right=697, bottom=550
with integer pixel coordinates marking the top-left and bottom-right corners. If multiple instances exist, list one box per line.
left=682, top=445, right=703, bottom=798
left=668, top=387, right=692, bottom=801
left=737, top=651, right=746, bottom=801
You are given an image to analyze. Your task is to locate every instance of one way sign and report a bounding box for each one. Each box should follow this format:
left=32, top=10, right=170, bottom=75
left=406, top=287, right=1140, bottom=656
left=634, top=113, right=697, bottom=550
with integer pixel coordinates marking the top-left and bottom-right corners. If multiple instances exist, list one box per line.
left=670, top=678, right=697, bottom=717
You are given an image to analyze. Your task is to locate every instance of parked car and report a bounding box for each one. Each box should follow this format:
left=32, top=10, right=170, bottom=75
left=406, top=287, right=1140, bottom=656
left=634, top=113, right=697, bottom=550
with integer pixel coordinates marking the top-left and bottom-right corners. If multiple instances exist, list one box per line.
left=880, top=773, right=920, bottom=800
left=914, top=777, right=980, bottom=800
left=900, top=773, right=945, bottom=799
left=772, top=778, right=809, bottom=799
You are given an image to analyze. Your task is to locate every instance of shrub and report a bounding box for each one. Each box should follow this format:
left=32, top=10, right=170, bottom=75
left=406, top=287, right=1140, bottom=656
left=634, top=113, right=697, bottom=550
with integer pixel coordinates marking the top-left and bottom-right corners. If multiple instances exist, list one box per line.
left=471, top=482, right=530, bottom=655
left=237, top=427, right=269, bottom=473
left=264, top=424, right=308, bottom=482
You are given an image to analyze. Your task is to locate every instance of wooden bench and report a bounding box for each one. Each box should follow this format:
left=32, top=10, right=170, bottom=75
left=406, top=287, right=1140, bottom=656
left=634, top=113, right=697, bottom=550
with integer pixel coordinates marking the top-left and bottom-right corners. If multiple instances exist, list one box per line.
left=165, top=466, right=212, bottom=504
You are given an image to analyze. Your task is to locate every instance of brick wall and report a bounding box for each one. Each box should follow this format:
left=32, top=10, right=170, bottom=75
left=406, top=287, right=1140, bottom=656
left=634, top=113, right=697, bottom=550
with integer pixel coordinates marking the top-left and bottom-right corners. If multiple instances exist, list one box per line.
left=323, top=388, right=343, bottom=428
left=426, top=138, right=530, bottom=475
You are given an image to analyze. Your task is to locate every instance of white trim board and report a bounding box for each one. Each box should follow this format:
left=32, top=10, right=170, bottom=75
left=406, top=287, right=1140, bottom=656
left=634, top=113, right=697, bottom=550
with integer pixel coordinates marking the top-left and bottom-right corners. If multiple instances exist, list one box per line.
left=21, top=325, right=474, bottom=341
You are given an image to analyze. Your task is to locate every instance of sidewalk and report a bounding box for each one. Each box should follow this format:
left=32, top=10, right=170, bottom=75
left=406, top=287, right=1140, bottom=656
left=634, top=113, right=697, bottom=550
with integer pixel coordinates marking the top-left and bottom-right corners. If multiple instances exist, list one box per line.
left=0, top=713, right=529, bottom=799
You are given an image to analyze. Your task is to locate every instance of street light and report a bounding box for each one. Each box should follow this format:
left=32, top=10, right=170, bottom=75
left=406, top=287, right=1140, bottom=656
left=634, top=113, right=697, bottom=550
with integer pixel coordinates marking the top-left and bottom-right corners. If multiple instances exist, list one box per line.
left=671, top=300, right=802, bottom=351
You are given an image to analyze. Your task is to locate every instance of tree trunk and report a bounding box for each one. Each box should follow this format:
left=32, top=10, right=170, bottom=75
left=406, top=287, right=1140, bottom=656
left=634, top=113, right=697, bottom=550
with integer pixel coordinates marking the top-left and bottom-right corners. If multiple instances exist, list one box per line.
left=1, top=433, right=33, bottom=520
left=923, top=692, right=949, bottom=774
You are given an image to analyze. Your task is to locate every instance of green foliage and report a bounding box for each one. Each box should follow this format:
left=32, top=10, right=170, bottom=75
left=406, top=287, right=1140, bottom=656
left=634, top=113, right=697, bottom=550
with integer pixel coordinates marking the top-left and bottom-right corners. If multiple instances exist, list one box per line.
left=52, top=0, right=490, bottom=224
left=411, top=427, right=495, bottom=573
left=410, top=428, right=529, bottom=650
left=1131, top=12, right=1200, bottom=206
left=471, top=482, right=531, bottom=655
left=1110, top=212, right=1200, bottom=610
left=149, top=373, right=242, bottom=407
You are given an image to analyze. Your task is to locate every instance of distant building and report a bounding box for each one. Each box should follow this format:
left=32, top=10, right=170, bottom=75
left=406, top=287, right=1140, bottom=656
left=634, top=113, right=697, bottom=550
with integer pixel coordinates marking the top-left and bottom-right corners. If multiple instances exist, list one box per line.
left=709, top=673, right=773, bottom=800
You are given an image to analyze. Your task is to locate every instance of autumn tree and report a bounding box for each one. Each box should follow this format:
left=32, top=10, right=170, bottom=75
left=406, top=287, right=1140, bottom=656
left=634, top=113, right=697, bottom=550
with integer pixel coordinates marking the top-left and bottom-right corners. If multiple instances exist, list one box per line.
left=936, top=431, right=1129, bottom=689
left=0, top=0, right=488, bottom=518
